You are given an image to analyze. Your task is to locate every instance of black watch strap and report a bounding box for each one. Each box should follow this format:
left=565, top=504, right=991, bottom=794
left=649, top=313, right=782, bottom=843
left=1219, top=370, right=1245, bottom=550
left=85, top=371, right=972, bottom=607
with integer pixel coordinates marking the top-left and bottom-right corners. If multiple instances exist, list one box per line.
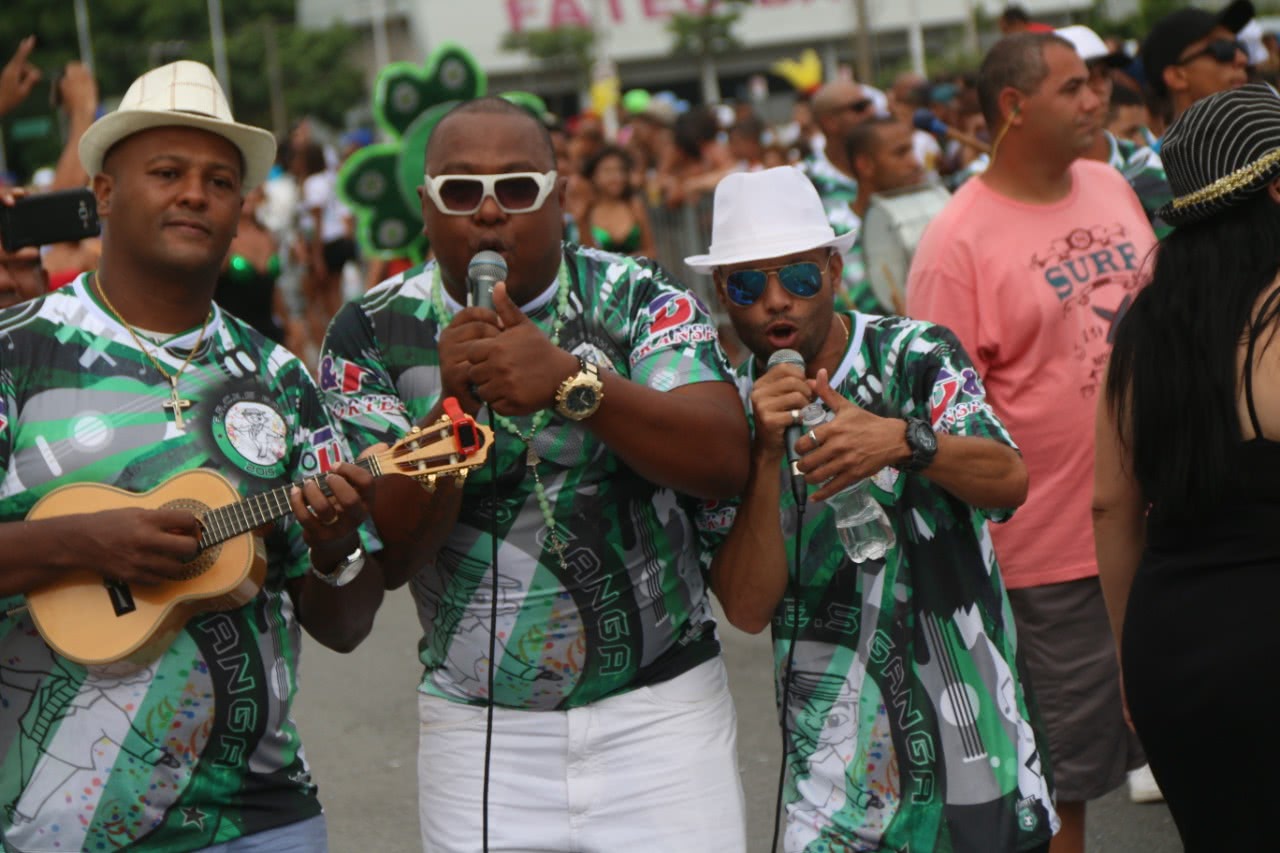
left=903, top=417, right=938, bottom=473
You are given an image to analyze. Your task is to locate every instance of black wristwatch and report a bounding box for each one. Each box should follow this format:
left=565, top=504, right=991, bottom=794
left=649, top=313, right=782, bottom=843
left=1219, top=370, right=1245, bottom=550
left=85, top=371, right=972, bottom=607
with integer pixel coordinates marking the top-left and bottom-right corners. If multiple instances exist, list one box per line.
left=902, top=418, right=938, bottom=473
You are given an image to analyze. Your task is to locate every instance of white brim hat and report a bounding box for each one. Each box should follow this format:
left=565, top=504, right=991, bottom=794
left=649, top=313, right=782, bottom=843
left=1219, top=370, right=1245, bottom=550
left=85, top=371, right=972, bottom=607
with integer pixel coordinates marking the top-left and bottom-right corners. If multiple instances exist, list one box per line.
left=80, top=60, right=277, bottom=192
left=684, top=166, right=857, bottom=272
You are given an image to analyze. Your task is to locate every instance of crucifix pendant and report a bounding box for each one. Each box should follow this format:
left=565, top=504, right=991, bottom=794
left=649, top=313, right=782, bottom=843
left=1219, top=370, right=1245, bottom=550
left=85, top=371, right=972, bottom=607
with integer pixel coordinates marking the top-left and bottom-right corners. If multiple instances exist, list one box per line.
left=163, top=376, right=193, bottom=431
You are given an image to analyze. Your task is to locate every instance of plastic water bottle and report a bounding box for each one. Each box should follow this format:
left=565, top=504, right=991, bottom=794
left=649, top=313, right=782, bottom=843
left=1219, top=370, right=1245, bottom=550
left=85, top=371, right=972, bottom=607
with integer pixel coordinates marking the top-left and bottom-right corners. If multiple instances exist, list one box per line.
left=800, top=403, right=896, bottom=563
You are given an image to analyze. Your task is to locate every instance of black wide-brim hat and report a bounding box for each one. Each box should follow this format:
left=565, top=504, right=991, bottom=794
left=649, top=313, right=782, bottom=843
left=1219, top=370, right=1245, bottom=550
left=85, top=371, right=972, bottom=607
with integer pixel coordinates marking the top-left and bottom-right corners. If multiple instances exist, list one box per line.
left=1156, top=82, right=1280, bottom=226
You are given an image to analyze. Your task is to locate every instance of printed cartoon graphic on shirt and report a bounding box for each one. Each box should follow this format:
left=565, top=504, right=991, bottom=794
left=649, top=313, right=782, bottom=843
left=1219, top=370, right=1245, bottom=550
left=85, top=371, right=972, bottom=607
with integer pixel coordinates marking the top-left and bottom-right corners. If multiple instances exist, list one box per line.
left=211, top=391, right=289, bottom=479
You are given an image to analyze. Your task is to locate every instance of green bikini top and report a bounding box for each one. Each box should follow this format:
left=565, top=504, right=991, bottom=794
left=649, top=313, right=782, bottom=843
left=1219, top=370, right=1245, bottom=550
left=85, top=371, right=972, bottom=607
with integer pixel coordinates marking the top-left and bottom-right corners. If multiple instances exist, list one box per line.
left=591, top=223, right=641, bottom=254
left=227, top=253, right=281, bottom=283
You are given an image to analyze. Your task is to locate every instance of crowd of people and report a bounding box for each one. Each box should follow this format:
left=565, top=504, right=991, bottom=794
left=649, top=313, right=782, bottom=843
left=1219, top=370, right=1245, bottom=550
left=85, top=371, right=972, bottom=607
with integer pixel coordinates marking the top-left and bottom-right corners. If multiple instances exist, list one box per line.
left=0, top=1, right=1276, bottom=850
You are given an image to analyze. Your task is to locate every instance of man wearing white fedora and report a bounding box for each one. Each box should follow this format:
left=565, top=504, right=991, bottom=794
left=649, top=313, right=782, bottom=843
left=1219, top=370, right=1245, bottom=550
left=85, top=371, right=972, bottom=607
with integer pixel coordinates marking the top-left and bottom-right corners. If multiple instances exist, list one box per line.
left=0, top=61, right=383, bottom=851
left=692, top=166, right=1057, bottom=852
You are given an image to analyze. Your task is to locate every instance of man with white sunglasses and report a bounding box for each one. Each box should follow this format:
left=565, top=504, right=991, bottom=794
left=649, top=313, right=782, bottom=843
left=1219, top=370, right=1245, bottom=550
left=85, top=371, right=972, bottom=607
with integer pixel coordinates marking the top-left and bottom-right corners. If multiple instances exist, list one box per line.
left=692, top=166, right=1056, bottom=852
left=318, top=96, right=750, bottom=851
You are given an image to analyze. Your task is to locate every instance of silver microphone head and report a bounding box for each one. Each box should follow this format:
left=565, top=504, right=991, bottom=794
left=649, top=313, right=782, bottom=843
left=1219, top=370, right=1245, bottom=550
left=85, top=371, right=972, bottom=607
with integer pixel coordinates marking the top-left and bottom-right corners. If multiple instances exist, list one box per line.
left=467, top=250, right=508, bottom=309
left=766, top=348, right=805, bottom=371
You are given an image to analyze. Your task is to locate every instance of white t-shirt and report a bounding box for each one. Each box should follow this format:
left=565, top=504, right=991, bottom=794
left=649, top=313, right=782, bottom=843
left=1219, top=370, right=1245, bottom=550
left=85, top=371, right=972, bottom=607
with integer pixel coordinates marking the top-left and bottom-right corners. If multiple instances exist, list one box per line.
left=302, top=170, right=350, bottom=244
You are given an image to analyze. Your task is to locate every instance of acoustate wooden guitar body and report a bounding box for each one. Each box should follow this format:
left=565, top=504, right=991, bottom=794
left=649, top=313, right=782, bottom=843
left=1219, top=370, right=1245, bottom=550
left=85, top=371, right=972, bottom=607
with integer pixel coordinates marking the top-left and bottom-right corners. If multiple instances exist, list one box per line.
left=24, top=468, right=267, bottom=668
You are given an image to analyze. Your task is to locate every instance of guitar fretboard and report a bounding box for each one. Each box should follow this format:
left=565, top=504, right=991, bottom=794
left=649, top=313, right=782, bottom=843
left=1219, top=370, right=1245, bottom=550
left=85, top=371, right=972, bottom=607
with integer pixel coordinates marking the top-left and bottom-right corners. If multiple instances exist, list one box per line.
left=197, top=456, right=380, bottom=551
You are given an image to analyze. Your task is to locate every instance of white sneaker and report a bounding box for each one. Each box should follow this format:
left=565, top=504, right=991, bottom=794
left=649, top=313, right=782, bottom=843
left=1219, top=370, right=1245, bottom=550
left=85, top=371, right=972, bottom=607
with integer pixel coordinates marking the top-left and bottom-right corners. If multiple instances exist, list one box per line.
left=1127, top=764, right=1164, bottom=804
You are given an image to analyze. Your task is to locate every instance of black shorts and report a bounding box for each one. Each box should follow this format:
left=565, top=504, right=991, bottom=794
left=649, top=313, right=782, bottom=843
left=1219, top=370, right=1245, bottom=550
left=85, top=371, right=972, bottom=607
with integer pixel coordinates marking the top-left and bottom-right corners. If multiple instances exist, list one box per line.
left=322, top=237, right=357, bottom=272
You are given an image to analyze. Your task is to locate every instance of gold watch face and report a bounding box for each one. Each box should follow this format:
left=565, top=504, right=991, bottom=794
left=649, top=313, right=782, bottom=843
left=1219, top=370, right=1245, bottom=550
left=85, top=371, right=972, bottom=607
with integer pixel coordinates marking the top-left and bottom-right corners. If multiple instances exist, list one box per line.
left=556, top=364, right=603, bottom=420
left=566, top=385, right=598, bottom=412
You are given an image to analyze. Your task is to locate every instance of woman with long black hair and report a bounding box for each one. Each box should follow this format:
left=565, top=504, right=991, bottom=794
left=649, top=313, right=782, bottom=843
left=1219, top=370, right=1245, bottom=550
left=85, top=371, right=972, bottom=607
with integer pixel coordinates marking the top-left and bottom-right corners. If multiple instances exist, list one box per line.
left=1094, top=82, right=1280, bottom=851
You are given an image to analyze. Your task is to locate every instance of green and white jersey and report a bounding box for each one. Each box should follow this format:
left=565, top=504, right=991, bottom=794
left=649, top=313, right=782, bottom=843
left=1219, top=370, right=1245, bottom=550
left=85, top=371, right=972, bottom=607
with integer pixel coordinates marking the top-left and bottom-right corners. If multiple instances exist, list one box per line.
left=319, top=243, right=733, bottom=711
left=802, top=151, right=858, bottom=214
left=699, top=313, right=1058, bottom=852
left=802, top=158, right=885, bottom=315
left=1116, top=138, right=1173, bottom=240
left=0, top=276, right=349, bottom=851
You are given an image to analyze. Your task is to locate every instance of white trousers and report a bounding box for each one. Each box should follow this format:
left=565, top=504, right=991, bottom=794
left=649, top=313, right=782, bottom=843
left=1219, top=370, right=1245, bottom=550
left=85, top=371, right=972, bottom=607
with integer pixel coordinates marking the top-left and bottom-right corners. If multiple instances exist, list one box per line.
left=417, top=657, right=748, bottom=853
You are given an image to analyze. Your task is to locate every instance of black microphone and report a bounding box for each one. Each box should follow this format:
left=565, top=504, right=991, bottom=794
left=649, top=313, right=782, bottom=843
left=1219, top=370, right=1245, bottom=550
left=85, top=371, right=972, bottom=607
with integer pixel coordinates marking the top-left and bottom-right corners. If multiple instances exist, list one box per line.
left=766, top=348, right=809, bottom=506
left=468, top=250, right=507, bottom=311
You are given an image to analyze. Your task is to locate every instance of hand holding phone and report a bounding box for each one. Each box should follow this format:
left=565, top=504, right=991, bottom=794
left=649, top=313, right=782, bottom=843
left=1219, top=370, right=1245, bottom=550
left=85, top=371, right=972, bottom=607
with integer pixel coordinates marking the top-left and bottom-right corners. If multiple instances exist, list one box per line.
left=0, top=188, right=101, bottom=252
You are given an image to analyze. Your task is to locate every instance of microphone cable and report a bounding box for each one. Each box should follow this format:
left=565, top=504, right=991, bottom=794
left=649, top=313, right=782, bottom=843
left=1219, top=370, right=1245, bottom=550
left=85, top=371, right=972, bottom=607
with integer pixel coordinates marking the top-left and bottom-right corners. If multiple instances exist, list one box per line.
left=770, top=499, right=806, bottom=852
left=481, top=403, right=499, bottom=853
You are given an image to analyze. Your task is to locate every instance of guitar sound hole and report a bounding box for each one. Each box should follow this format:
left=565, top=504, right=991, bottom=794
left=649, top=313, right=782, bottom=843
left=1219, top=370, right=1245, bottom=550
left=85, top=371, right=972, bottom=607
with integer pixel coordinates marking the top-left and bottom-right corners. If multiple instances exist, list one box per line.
left=163, top=498, right=223, bottom=581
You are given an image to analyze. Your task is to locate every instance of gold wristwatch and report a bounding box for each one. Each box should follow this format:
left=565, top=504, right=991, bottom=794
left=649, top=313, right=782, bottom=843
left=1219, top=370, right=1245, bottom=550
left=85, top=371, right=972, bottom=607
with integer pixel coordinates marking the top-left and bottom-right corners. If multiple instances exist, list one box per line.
left=554, top=357, right=604, bottom=421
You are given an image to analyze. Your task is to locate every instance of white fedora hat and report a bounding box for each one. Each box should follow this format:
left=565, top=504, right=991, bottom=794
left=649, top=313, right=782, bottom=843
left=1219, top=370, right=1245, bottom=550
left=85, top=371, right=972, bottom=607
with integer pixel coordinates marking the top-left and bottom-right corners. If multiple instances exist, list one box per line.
left=80, top=60, right=277, bottom=191
left=684, top=166, right=856, bottom=272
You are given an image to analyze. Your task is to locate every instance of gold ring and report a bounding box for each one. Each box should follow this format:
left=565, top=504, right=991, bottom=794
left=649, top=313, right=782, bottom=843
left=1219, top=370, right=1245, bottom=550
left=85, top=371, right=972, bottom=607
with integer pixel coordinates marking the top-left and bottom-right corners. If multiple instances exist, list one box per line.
left=321, top=515, right=340, bottom=527
left=790, top=409, right=801, bottom=426
left=807, top=429, right=820, bottom=446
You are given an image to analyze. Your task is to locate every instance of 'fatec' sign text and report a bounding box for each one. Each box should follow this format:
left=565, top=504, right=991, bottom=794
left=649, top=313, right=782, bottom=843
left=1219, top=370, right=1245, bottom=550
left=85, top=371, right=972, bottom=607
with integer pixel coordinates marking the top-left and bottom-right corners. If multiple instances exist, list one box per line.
left=505, top=0, right=835, bottom=32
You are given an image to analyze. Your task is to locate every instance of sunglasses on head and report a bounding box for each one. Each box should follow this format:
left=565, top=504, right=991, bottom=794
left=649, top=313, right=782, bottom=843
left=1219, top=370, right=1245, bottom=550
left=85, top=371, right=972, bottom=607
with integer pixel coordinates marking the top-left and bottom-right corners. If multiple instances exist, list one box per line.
left=722, top=255, right=834, bottom=307
left=422, top=171, right=558, bottom=215
left=1176, top=38, right=1245, bottom=65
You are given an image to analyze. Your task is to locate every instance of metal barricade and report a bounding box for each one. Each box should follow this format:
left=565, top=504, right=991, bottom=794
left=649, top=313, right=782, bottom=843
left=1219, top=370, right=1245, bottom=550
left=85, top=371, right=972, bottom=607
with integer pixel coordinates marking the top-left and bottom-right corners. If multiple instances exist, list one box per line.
left=645, top=195, right=720, bottom=320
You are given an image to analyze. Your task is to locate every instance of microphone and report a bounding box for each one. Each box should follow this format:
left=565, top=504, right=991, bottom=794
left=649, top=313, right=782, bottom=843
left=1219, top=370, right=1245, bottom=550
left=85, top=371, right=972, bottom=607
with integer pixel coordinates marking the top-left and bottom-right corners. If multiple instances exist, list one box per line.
left=765, top=348, right=809, bottom=506
left=468, top=250, right=507, bottom=310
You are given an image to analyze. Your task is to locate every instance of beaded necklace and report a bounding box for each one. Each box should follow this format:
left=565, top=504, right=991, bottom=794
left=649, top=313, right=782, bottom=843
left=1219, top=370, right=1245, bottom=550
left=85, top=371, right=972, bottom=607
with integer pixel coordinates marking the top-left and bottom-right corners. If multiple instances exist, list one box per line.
left=431, top=262, right=574, bottom=568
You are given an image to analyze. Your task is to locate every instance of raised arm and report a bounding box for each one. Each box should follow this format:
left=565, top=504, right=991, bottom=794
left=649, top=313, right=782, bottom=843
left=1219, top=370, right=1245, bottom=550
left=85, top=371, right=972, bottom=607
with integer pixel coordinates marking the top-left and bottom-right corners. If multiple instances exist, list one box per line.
left=468, top=282, right=749, bottom=500
left=706, top=362, right=811, bottom=633
left=797, top=368, right=1027, bottom=509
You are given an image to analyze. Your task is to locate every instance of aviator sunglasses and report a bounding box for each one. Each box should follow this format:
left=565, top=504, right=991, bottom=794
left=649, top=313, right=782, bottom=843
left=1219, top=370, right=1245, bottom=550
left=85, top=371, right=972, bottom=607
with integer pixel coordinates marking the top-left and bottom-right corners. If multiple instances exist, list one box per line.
left=1175, top=39, right=1246, bottom=65
left=722, top=255, right=834, bottom=307
left=422, top=171, right=558, bottom=215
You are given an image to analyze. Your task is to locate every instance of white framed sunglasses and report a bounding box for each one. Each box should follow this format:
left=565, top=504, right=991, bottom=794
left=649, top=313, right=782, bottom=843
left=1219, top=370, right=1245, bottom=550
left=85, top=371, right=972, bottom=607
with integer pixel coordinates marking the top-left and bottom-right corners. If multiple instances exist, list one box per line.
left=422, top=171, right=559, bottom=215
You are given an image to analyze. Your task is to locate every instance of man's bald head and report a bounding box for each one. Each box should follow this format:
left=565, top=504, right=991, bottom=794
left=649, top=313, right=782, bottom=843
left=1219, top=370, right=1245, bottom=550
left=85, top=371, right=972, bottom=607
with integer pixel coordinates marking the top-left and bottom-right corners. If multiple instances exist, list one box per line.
left=812, top=80, right=867, bottom=119
left=425, top=97, right=556, bottom=172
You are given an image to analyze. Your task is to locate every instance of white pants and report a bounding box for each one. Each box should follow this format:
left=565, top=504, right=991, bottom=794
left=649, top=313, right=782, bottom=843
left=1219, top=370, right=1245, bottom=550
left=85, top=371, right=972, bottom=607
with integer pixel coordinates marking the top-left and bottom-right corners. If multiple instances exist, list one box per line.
left=417, top=657, right=748, bottom=853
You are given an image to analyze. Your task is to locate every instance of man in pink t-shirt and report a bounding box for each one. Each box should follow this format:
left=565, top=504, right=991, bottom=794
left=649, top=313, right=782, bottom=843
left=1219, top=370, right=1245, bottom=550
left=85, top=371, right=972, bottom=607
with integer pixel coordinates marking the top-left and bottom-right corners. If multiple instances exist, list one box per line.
left=907, top=33, right=1157, bottom=853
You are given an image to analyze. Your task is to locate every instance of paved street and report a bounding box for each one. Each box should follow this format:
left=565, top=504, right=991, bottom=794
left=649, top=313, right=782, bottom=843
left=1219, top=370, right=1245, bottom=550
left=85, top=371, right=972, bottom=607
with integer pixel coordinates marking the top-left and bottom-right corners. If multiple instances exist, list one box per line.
left=295, top=590, right=1181, bottom=852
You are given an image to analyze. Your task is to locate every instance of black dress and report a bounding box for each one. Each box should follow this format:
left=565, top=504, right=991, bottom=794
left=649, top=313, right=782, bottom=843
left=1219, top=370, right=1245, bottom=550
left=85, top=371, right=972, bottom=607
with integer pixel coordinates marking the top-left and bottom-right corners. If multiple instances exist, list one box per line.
left=1123, top=301, right=1280, bottom=851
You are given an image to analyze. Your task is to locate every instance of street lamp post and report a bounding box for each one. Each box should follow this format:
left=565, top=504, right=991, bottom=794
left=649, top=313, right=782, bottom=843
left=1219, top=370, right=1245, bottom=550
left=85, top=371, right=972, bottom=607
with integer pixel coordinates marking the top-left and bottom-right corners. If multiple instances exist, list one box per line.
left=851, top=0, right=872, bottom=83
left=208, top=0, right=232, bottom=108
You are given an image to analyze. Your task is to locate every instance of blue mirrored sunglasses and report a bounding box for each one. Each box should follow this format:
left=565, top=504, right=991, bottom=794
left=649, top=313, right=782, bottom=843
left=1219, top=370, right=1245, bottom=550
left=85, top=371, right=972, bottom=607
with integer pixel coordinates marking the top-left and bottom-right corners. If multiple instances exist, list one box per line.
left=723, top=256, right=832, bottom=307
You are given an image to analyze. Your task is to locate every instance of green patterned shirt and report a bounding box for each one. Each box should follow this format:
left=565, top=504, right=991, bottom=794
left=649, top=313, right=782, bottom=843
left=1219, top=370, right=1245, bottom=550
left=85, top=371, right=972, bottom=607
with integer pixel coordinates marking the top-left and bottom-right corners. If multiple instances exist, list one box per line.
left=1114, top=135, right=1173, bottom=240
left=0, top=276, right=347, bottom=851
left=319, top=244, right=735, bottom=711
left=802, top=158, right=887, bottom=315
left=699, top=313, right=1057, bottom=852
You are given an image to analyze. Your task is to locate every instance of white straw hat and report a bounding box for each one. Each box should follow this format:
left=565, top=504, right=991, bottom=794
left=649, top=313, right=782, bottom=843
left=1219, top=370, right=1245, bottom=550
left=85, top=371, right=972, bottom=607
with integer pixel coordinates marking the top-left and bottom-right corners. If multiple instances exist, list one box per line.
left=79, top=60, right=277, bottom=191
left=684, top=166, right=856, bottom=272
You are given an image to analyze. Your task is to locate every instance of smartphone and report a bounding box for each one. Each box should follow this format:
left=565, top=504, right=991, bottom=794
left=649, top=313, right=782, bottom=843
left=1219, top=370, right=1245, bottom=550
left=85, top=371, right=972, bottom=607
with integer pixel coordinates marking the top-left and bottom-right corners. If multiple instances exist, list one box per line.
left=0, top=188, right=100, bottom=252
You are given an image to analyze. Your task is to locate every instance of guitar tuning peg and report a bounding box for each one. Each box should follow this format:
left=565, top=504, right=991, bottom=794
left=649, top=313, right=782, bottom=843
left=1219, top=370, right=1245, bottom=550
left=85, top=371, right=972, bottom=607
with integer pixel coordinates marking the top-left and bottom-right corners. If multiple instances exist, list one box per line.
left=409, top=425, right=421, bottom=434
left=454, top=470, right=468, bottom=487
left=421, top=473, right=438, bottom=493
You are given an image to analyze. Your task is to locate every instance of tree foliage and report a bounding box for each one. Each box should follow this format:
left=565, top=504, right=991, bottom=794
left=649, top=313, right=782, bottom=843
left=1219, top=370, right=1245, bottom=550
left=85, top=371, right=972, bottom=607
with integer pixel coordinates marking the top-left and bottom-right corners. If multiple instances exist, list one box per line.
left=501, top=26, right=597, bottom=89
left=0, top=0, right=363, bottom=179
left=667, top=0, right=750, bottom=58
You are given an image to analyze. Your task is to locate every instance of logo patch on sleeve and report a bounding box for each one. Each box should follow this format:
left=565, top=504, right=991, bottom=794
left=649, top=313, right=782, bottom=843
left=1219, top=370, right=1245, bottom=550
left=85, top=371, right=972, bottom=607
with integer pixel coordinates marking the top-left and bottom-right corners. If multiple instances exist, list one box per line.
left=646, top=293, right=697, bottom=335
left=319, top=355, right=377, bottom=393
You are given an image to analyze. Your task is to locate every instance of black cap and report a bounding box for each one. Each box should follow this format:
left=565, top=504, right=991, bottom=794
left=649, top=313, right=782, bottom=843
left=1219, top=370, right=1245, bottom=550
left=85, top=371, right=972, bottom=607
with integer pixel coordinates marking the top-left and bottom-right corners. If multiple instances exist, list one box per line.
left=1141, top=0, right=1254, bottom=97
